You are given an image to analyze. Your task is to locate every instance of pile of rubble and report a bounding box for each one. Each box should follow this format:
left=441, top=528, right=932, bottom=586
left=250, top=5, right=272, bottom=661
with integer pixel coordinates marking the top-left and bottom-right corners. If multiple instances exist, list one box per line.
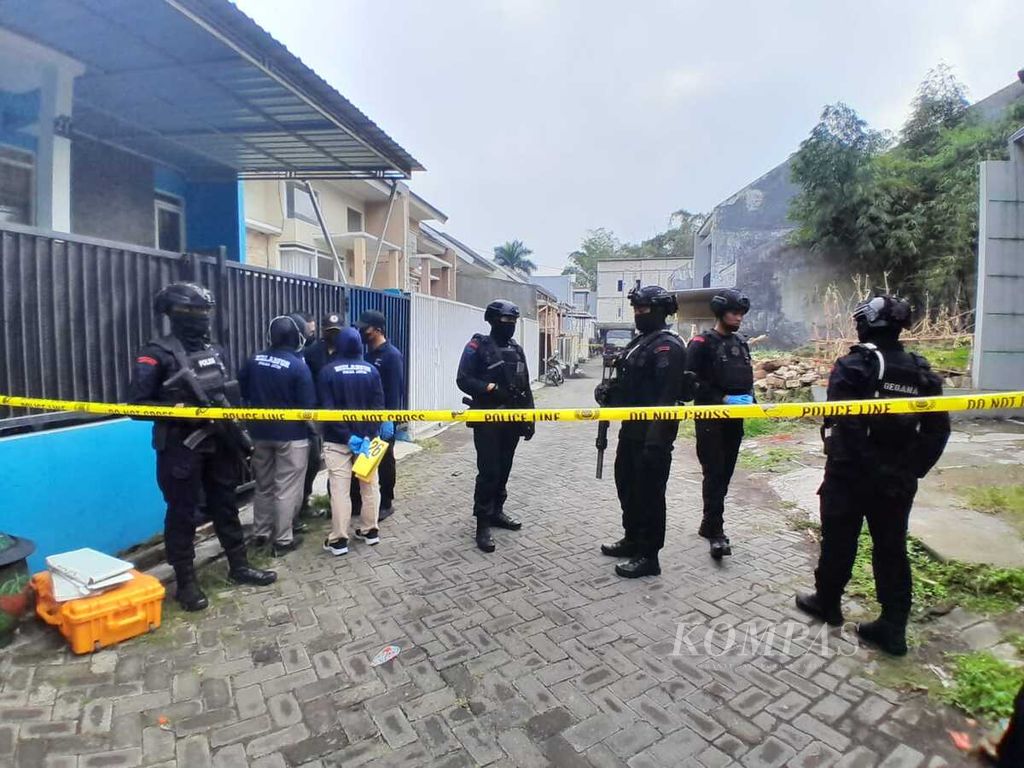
left=753, top=357, right=829, bottom=395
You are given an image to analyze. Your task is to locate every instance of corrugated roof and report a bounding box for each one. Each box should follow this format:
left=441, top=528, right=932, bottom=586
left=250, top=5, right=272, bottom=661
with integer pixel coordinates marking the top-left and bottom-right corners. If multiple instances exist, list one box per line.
left=0, top=0, right=422, bottom=178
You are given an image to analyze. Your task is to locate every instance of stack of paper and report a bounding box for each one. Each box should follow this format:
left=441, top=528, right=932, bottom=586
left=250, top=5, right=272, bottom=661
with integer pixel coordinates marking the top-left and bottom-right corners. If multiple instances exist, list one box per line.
left=45, top=549, right=134, bottom=602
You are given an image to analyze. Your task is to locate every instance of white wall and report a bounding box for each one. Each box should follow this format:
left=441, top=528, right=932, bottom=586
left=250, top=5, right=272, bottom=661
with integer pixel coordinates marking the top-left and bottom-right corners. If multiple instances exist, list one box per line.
left=975, top=136, right=1024, bottom=391
left=596, top=258, right=690, bottom=324
left=407, top=295, right=541, bottom=435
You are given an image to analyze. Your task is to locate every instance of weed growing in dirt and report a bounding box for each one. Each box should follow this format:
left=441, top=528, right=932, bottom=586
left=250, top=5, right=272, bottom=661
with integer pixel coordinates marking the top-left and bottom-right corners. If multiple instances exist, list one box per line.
left=739, top=447, right=801, bottom=472
left=960, top=485, right=1024, bottom=518
left=908, top=342, right=971, bottom=373
left=847, top=531, right=1024, bottom=615
left=309, top=494, right=331, bottom=513
left=744, top=418, right=799, bottom=438
left=942, top=651, right=1024, bottom=721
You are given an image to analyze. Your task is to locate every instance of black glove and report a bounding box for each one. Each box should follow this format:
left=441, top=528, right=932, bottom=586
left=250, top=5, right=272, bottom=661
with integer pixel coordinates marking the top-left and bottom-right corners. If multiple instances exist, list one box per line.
left=594, top=382, right=609, bottom=406
left=523, top=422, right=535, bottom=441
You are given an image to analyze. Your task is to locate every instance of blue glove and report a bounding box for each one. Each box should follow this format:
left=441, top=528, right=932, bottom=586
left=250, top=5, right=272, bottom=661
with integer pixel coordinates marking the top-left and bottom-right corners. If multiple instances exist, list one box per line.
left=380, top=421, right=395, bottom=441
left=347, top=435, right=365, bottom=454
left=724, top=394, right=754, bottom=405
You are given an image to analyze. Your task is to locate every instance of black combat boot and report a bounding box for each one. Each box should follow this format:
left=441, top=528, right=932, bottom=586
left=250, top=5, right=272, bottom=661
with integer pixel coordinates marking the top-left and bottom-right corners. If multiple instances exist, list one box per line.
left=795, top=592, right=844, bottom=627
left=600, top=537, right=638, bottom=558
left=476, top=518, right=495, bottom=553
left=173, top=565, right=209, bottom=612
left=490, top=511, right=522, bottom=531
left=615, top=556, right=661, bottom=578
left=226, top=548, right=277, bottom=586
left=856, top=615, right=908, bottom=657
left=709, top=536, right=732, bottom=560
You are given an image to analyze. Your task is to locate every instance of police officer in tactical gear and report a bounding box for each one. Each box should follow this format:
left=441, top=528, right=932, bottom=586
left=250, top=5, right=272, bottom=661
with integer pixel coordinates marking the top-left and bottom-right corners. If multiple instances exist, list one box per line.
left=598, top=286, right=688, bottom=578
left=129, top=283, right=277, bottom=612
left=686, top=288, right=754, bottom=560
left=796, top=295, right=950, bottom=656
left=457, top=299, right=535, bottom=553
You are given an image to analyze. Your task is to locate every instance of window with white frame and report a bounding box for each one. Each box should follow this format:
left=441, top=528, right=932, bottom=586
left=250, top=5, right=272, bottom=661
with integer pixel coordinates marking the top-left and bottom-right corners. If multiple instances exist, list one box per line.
left=286, top=183, right=318, bottom=224
left=278, top=244, right=317, bottom=277
left=0, top=145, right=34, bottom=225
left=347, top=207, right=363, bottom=232
left=154, top=193, right=185, bottom=252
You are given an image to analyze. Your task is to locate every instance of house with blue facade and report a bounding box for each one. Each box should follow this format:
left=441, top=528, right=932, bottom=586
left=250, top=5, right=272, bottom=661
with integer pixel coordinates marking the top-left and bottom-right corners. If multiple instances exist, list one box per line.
left=0, top=0, right=421, bottom=570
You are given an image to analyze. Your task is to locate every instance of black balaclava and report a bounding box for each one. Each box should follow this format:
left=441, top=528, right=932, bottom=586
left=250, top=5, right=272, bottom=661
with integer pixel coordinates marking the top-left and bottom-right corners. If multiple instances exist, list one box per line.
left=170, top=310, right=212, bottom=350
left=635, top=309, right=666, bottom=335
left=489, top=319, right=516, bottom=345
left=856, top=321, right=900, bottom=346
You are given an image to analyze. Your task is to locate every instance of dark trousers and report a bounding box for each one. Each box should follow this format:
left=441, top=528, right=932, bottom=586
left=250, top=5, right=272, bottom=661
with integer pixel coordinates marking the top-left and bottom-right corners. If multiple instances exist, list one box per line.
left=472, top=425, right=520, bottom=519
left=695, top=419, right=743, bottom=536
left=814, top=471, right=917, bottom=623
left=351, top=437, right=397, bottom=514
left=156, top=436, right=245, bottom=569
left=301, top=434, right=323, bottom=510
left=614, top=438, right=672, bottom=557
left=998, top=682, right=1024, bottom=767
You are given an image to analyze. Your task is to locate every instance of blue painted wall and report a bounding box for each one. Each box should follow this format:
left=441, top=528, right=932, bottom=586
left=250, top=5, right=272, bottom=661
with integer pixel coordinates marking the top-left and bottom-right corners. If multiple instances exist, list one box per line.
left=185, top=180, right=245, bottom=262
left=0, top=420, right=164, bottom=573
left=154, top=165, right=188, bottom=199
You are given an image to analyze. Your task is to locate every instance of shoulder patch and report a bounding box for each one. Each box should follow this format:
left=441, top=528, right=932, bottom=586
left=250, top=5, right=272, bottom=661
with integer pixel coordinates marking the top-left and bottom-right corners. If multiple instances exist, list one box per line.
left=690, top=335, right=705, bottom=344
left=654, top=345, right=671, bottom=353
left=136, top=355, right=158, bottom=366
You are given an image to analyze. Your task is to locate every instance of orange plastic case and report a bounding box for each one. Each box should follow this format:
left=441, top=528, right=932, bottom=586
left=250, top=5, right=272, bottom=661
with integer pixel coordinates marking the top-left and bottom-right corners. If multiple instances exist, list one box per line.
left=31, top=570, right=165, bottom=654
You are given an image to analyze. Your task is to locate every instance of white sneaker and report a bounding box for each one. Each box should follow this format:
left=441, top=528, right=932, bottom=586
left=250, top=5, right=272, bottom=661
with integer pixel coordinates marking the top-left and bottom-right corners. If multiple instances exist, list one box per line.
left=323, top=537, right=349, bottom=556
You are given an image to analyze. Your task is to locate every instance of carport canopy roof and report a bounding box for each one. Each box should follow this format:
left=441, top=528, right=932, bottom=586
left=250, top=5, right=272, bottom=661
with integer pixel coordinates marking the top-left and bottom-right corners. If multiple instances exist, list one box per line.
left=1, top=0, right=423, bottom=180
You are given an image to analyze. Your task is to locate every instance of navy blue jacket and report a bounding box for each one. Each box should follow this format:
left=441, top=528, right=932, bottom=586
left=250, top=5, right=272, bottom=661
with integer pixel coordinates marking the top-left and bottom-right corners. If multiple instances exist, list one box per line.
left=302, top=338, right=341, bottom=383
left=238, top=347, right=316, bottom=442
left=317, top=327, right=385, bottom=445
left=366, top=340, right=405, bottom=410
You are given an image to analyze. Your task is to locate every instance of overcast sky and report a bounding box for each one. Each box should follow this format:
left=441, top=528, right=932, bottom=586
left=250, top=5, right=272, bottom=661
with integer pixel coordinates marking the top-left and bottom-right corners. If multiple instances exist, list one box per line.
left=235, top=0, right=1022, bottom=275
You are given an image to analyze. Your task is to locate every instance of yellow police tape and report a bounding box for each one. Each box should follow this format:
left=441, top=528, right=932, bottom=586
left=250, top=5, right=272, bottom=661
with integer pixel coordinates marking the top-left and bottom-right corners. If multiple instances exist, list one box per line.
left=2, top=391, right=1023, bottom=424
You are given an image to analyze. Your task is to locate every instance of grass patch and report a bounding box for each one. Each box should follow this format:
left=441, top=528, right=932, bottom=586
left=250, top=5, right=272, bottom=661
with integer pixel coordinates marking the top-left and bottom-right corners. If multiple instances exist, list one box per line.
left=908, top=342, right=971, bottom=373
left=415, top=437, right=442, bottom=451
left=867, top=656, right=943, bottom=696
left=1006, top=633, right=1024, bottom=656
left=309, top=494, right=331, bottom=513
left=847, top=531, right=1024, bottom=615
left=738, top=447, right=801, bottom=472
left=960, top=485, right=1024, bottom=517
left=744, top=418, right=798, bottom=437
left=942, top=651, right=1024, bottom=721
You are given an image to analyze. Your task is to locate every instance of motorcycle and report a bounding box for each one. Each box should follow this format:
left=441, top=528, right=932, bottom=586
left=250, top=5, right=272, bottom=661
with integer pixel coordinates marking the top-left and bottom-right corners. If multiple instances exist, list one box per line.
left=544, top=356, right=565, bottom=386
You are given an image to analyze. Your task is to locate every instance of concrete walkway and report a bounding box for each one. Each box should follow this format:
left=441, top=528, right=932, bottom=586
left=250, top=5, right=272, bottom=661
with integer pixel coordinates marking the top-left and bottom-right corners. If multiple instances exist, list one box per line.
left=0, top=360, right=968, bottom=767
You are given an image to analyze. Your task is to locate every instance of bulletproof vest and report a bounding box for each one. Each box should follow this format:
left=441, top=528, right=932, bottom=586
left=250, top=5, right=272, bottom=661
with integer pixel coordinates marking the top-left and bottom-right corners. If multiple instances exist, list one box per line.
left=474, top=334, right=528, bottom=391
left=151, top=335, right=231, bottom=406
left=703, top=329, right=754, bottom=394
left=619, top=329, right=686, bottom=403
left=857, top=343, right=931, bottom=445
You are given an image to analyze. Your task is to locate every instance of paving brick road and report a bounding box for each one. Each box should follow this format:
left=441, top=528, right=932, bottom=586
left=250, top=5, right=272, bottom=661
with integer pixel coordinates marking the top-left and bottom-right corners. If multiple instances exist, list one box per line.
left=0, top=360, right=964, bottom=767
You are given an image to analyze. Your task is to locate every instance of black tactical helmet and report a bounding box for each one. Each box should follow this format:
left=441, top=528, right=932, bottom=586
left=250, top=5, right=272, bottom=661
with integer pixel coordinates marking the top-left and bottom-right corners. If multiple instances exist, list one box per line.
left=484, top=299, right=520, bottom=323
left=853, top=295, right=912, bottom=330
left=710, top=288, right=750, bottom=318
left=154, top=282, right=215, bottom=316
left=628, top=285, right=678, bottom=315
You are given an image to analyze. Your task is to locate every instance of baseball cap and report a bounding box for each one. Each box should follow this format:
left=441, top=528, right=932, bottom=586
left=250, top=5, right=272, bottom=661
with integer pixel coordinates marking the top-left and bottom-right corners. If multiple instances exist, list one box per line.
left=356, top=310, right=386, bottom=333
left=321, top=312, right=344, bottom=331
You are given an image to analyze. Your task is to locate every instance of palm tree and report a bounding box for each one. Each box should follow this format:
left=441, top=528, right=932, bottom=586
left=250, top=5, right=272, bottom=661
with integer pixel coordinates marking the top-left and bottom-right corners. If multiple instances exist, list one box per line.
left=493, top=240, right=537, bottom=276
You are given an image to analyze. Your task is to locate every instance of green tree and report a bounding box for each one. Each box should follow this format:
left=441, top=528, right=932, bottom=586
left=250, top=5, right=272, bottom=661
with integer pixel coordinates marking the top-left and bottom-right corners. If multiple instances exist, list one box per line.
left=789, top=102, right=891, bottom=268
left=562, top=228, right=620, bottom=289
left=901, top=63, right=969, bottom=149
left=621, top=209, right=708, bottom=261
left=493, top=239, right=536, bottom=275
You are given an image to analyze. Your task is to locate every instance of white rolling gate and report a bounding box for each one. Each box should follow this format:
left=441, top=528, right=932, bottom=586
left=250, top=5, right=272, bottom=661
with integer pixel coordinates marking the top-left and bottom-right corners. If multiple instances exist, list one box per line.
left=407, top=294, right=540, bottom=437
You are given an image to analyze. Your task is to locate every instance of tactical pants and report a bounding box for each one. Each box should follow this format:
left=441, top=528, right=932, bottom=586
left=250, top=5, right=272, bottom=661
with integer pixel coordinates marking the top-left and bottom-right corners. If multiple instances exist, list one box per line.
left=695, top=419, right=744, bottom=536
left=252, top=439, right=308, bottom=545
left=156, top=434, right=245, bottom=569
left=472, top=425, right=520, bottom=519
left=998, top=682, right=1024, bottom=767
left=351, top=437, right=396, bottom=514
left=614, top=438, right=673, bottom=557
left=814, top=471, right=917, bottom=624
